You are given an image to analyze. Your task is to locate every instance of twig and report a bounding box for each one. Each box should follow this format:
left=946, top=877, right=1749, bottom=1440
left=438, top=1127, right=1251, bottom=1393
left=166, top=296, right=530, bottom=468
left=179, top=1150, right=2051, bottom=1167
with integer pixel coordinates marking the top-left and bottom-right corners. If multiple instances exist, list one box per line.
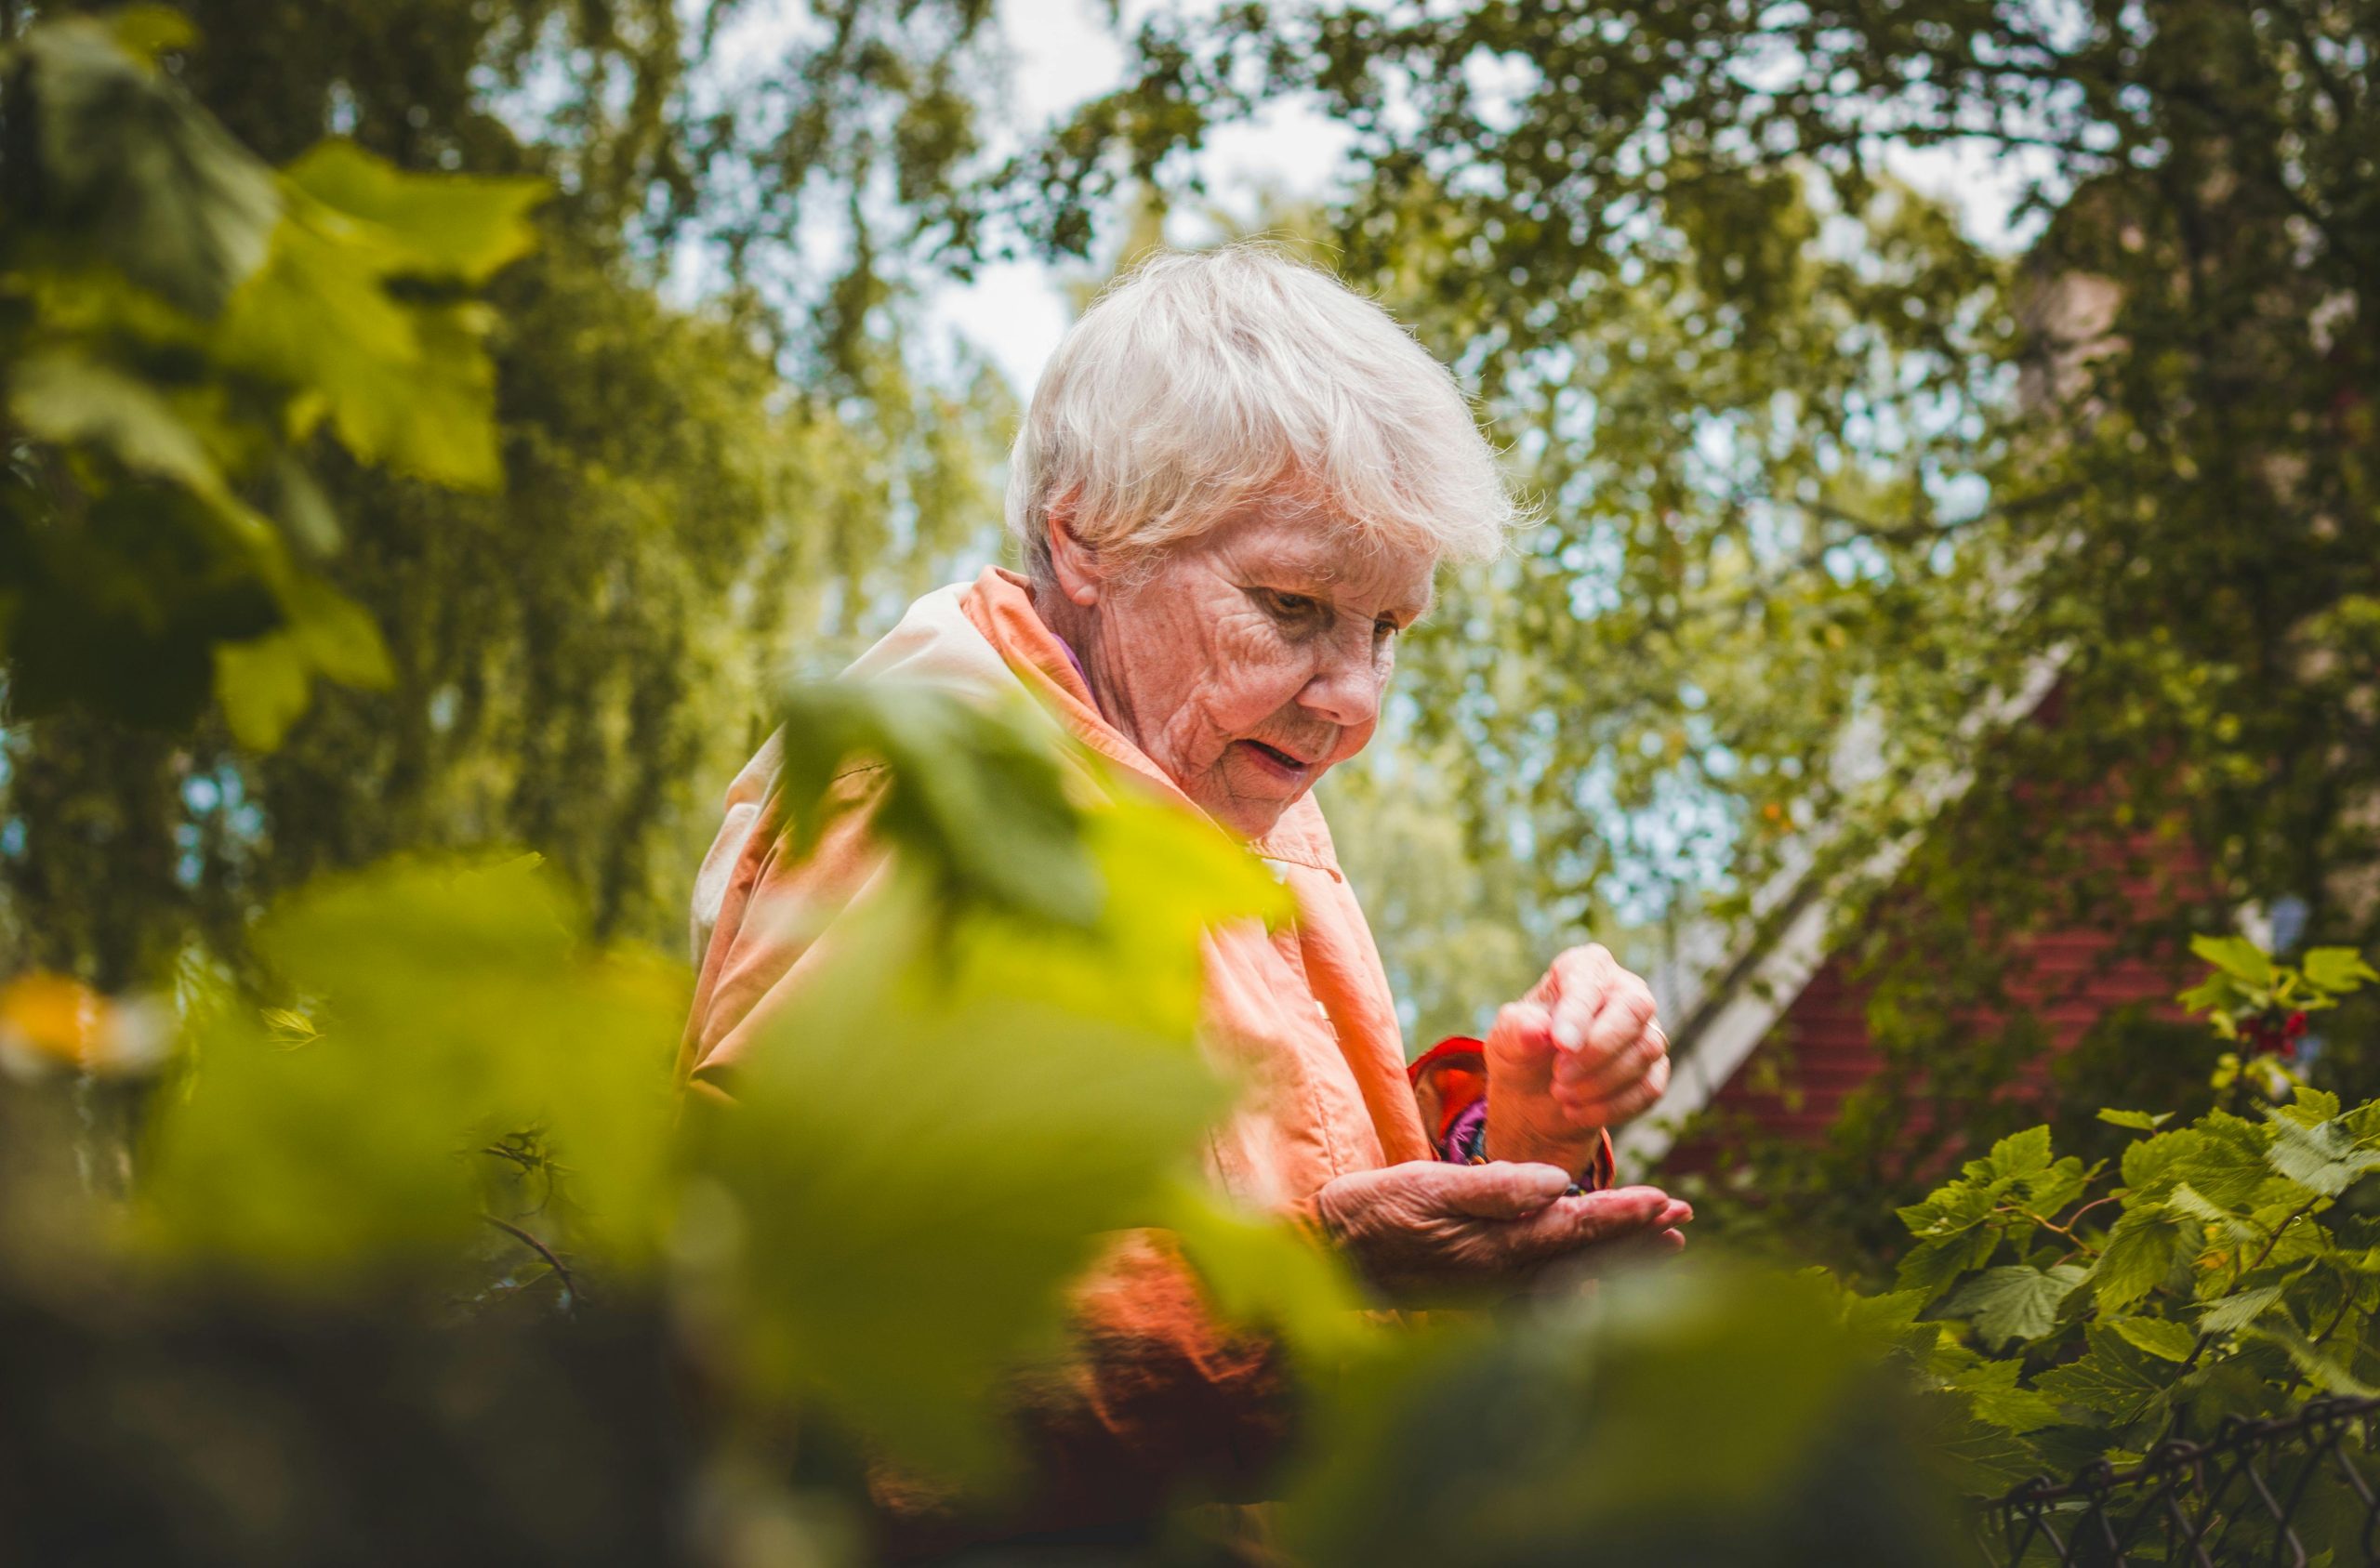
left=483, top=1215, right=579, bottom=1306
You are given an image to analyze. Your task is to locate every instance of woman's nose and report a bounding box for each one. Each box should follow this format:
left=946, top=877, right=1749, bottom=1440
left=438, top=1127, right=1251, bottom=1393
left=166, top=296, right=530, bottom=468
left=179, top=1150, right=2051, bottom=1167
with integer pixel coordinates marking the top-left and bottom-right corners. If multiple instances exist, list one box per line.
left=1297, top=641, right=1384, bottom=730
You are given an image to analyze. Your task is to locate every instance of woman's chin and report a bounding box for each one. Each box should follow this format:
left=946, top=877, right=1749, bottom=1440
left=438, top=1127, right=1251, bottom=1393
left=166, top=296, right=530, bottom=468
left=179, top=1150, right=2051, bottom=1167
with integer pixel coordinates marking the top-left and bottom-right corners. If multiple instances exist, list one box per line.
left=1194, top=783, right=1301, bottom=841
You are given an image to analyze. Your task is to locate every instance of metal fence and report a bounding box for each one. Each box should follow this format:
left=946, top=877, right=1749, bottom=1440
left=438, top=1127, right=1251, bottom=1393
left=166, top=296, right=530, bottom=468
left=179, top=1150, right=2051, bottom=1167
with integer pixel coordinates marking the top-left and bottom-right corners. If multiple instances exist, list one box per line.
left=1982, top=1396, right=2380, bottom=1567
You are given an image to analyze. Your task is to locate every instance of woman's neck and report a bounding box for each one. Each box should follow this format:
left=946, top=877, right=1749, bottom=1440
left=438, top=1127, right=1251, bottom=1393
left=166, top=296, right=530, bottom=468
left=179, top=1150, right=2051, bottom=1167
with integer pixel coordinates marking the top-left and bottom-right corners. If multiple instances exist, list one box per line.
left=1028, top=577, right=1108, bottom=721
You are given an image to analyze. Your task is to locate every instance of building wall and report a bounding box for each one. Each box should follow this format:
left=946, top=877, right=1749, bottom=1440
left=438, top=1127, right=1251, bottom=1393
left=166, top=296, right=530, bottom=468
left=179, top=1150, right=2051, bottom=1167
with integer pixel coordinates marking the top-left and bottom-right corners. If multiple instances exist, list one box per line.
left=1697, top=837, right=2206, bottom=1146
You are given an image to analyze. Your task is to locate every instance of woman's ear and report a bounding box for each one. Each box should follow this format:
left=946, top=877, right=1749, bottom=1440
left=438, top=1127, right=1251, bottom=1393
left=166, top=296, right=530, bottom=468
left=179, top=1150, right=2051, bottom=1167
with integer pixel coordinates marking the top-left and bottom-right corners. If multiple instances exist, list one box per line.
left=1045, top=505, right=1103, bottom=607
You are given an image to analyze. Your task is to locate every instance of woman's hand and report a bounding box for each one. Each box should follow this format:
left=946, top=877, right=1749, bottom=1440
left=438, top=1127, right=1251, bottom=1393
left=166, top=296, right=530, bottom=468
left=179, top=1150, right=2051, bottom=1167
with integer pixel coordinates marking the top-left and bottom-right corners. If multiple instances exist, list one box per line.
left=1312, top=1160, right=1690, bottom=1302
left=1483, top=943, right=1671, bottom=1172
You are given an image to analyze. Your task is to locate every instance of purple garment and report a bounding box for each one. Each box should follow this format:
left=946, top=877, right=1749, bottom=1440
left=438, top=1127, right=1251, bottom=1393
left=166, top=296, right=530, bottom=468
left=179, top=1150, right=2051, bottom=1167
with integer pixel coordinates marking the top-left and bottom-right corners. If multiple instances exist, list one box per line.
left=1053, top=633, right=1097, bottom=712
left=1439, top=1098, right=1489, bottom=1163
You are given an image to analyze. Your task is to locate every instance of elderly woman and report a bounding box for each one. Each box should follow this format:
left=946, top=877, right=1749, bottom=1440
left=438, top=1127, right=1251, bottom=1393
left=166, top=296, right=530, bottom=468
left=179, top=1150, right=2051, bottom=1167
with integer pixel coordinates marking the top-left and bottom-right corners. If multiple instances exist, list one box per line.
left=681, top=245, right=1686, bottom=1549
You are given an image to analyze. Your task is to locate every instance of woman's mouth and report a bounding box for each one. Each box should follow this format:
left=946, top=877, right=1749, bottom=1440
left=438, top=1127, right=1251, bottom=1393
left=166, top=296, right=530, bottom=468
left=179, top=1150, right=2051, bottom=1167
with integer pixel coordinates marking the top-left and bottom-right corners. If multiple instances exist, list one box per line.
left=1237, top=739, right=1312, bottom=780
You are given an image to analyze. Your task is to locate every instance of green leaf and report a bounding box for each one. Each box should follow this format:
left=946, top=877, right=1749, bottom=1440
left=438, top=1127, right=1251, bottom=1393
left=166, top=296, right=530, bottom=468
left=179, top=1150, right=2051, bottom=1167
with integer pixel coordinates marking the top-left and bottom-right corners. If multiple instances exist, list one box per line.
left=2191, top=933, right=2274, bottom=986
left=774, top=682, right=1107, bottom=932
left=9, top=351, right=229, bottom=503
left=2132, top=1113, right=2271, bottom=1209
left=2177, top=974, right=2238, bottom=1017
left=2264, top=1111, right=2380, bottom=1198
left=1983, top=1126, right=2054, bottom=1179
left=690, top=876, right=1233, bottom=1477
left=2165, top=1180, right=2259, bottom=1245
left=107, top=6, right=196, bottom=63
left=2199, top=1284, right=2284, bottom=1335
left=283, top=139, right=544, bottom=283
left=22, top=16, right=279, bottom=314
left=1942, top=1264, right=2085, bottom=1349
left=2244, top=1322, right=2380, bottom=1398
left=1934, top=1354, right=2062, bottom=1434
left=681, top=755, right=1282, bottom=1476
left=210, top=580, right=390, bottom=749
left=139, top=857, right=687, bottom=1278
left=2091, top=1206, right=2186, bottom=1313
left=2022, top=1155, right=2093, bottom=1217
left=2110, top=1317, right=2199, bottom=1363
left=2301, top=947, right=2378, bottom=994
left=2097, top=1109, right=2172, bottom=1132
left=1895, top=1178, right=2007, bottom=1297
left=1928, top=1410, right=2050, bottom=1497
left=2034, top=1325, right=2170, bottom=1424
left=1163, top=1183, right=1379, bottom=1360
left=2280, top=1088, right=2343, bottom=1127
left=212, top=635, right=311, bottom=751
left=218, top=221, right=506, bottom=487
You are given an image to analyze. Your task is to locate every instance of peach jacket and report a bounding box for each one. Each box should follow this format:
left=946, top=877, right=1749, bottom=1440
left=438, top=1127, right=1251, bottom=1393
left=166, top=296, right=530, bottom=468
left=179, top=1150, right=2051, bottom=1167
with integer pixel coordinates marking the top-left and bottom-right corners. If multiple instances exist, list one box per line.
left=679, top=568, right=1440, bottom=1533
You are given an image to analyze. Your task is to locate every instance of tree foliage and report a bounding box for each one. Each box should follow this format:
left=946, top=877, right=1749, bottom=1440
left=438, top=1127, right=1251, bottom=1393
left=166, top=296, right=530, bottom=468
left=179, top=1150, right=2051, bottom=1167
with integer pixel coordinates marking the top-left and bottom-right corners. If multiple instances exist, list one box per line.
left=0, top=0, right=1016, bottom=989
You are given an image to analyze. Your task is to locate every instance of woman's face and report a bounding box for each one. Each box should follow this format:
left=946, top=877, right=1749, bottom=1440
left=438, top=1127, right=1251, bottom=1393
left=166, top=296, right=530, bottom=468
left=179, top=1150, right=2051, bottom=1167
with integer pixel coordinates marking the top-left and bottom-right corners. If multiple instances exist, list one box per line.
left=1064, top=507, right=1436, bottom=838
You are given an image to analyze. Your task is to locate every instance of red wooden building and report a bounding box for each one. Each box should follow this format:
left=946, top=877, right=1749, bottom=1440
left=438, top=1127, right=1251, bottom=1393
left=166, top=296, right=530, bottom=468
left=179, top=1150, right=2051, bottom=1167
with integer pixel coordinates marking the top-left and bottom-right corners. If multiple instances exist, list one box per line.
left=1622, top=672, right=2215, bottom=1174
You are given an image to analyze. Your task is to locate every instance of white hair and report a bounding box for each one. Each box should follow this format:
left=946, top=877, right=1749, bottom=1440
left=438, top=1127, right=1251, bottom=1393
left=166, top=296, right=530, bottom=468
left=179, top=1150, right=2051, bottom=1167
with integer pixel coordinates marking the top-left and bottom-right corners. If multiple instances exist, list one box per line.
left=1005, top=244, right=1522, bottom=583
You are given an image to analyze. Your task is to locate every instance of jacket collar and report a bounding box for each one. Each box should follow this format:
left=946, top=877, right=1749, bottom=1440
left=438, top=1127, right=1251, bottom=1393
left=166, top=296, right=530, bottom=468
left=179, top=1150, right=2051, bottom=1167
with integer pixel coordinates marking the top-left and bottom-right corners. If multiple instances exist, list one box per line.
left=949, top=568, right=1344, bottom=879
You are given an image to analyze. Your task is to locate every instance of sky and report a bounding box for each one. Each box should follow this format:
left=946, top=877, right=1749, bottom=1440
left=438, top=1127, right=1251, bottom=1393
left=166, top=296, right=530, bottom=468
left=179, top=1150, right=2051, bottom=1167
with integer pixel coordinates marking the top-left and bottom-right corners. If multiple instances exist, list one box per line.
left=934, top=0, right=1356, bottom=394
left=936, top=0, right=2051, bottom=401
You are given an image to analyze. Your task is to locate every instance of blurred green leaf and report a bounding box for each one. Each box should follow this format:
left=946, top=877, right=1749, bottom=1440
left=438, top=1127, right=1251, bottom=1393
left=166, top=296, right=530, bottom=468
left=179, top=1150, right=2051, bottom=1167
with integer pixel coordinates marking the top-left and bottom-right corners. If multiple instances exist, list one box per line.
left=688, top=878, right=1229, bottom=1477
left=217, top=216, right=509, bottom=487
left=2198, top=1284, right=2285, bottom=1336
left=1162, top=1181, right=1379, bottom=1361
left=683, top=731, right=1281, bottom=1475
left=774, top=682, right=1103, bottom=930
left=284, top=139, right=543, bottom=283
left=212, top=580, right=391, bottom=748
left=2097, top=1109, right=2172, bottom=1132
left=2301, top=947, right=2378, bottom=994
left=21, top=14, right=278, bottom=314
left=1280, top=1263, right=1963, bottom=1568
left=104, top=5, right=196, bottom=62
left=138, top=857, right=685, bottom=1282
left=2263, top=1110, right=2380, bottom=1198
left=2244, top=1322, right=2380, bottom=1398
left=2190, top=934, right=2273, bottom=987
left=7, top=351, right=233, bottom=506
left=212, top=633, right=311, bottom=751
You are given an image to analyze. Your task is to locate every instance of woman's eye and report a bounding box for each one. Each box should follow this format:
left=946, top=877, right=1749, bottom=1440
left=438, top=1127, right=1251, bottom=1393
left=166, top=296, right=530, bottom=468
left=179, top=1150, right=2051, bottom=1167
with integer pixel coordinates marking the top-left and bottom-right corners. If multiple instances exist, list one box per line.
left=1374, top=618, right=1399, bottom=642
left=1265, top=590, right=1318, bottom=616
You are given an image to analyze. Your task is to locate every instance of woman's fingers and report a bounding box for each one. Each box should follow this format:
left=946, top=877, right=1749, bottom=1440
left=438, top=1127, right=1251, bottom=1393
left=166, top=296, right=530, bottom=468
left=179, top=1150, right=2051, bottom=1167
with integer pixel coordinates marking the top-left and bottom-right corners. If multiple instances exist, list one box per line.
left=1435, top=1159, right=1575, bottom=1219
left=1555, top=1015, right=1662, bottom=1098
left=1580, top=981, right=1657, bottom=1074
left=1552, top=977, right=1654, bottom=1074
left=1563, top=1053, right=1672, bottom=1125
left=1494, top=997, right=1554, bottom=1059
left=1489, top=1184, right=1675, bottom=1267
left=1543, top=944, right=1617, bottom=1051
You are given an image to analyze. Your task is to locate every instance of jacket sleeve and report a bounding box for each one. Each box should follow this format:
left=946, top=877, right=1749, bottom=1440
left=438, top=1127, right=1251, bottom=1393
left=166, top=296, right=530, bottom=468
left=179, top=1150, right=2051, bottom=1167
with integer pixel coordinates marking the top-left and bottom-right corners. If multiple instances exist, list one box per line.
left=681, top=770, right=1296, bottom=1547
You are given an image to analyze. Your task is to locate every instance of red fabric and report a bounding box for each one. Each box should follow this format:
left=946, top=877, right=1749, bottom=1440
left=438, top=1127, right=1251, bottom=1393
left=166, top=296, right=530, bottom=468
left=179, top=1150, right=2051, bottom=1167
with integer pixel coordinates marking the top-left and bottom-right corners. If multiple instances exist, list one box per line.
left=1407, top=1035, right=1488, bottom=1143
left=1406, top=1036, right=1618, bottom=1190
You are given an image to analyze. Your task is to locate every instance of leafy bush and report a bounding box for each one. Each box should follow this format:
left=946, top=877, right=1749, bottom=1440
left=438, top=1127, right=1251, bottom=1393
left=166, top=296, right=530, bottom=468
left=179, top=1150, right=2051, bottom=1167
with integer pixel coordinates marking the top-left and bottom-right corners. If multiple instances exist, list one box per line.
left=1, top=6, right=539, bottom=746
left=1848, top=942, right=2380, bottom=1549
